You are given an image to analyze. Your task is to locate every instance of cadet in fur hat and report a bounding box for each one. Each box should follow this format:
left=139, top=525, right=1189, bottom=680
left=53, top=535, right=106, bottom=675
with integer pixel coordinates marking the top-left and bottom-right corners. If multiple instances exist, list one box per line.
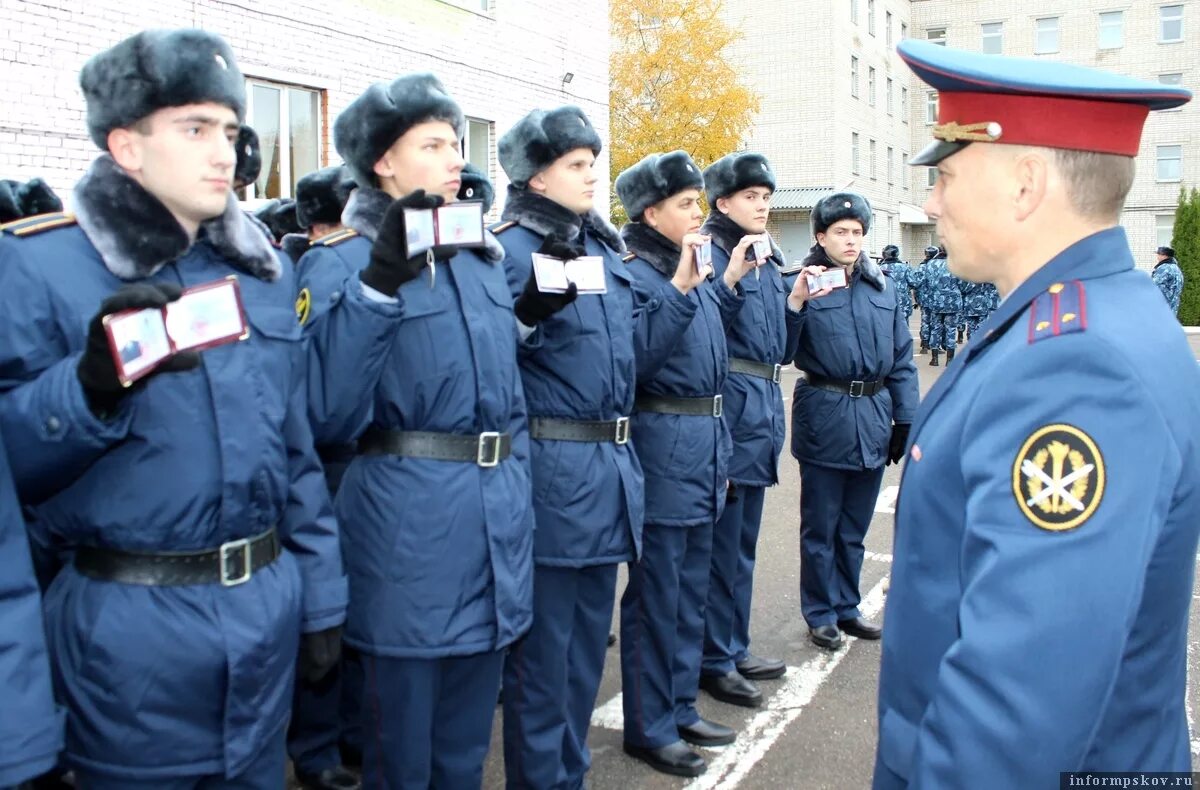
left=0, top=28, right=347, bottom=787
left=1153, top=245, right=1184, bottom=315
left=0, top=177, right=63, bottom=223
left=698, top=152, right=804, bottom=708
left=791, top=192, right=918, bottom=651
left=615, top=151, right=758, bottom=778
left=297, top=71, right=533, bottom=788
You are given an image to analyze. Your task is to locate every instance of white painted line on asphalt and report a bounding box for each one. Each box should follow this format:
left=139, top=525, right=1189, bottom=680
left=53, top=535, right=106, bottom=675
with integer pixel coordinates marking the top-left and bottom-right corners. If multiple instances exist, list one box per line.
left=683, top=577, right=889, bottom=790
left=874, top=485, right=899, bottom=514
left=865, top=550, right=893, bottom=563
left=1189, top=644, right=1200, bottom=755
left=590, top=688, right=626, bottom=732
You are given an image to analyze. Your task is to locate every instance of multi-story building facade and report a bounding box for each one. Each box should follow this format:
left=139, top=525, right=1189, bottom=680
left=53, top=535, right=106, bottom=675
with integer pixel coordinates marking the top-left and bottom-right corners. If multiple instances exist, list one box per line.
left=0, top=0, right=611, bottom=220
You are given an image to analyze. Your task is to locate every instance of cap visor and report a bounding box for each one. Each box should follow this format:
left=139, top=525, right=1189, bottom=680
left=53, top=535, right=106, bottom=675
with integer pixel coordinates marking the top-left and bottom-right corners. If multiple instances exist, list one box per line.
left=909, top=140, right=970, bottom=166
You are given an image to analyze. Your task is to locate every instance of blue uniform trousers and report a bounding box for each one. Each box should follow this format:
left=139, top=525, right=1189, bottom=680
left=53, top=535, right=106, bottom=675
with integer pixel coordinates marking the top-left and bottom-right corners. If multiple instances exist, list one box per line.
left=928, top=313, right=958, bottom=352
left=620, top=522, right=714, bottom=749
left=360, top=650, right=504, bottom=789
left=286, top=663, right=343, bottom=775
left=799, top=463, right=886, bottom=627
left=502, top=563, right=618, bottom=789
left=963, top=315, right=985, bottom=340
left=73, top=727, right=285, bottom=789
left=338, top=648, right=364, bottom=766
left=702, top=485, right=767, bottom=675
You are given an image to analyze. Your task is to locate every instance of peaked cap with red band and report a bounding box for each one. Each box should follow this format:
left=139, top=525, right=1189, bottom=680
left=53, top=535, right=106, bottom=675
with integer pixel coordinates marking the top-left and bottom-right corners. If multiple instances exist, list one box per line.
left=899, top=40, right=1192, bottom=166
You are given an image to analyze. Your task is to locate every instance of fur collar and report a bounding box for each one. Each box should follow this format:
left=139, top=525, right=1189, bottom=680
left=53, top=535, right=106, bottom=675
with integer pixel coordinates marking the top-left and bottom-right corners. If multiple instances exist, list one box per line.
left=281, top=233, right=311, bottom=264
left=619, top=222, right=681, bottom=278
left=343, top=186, right=503, bottom=262
left=501, top=187, right=624, bottom=253
left=799, top=246, right=886, bottom=291
left=72, top=155, right=279, bottom=282
left=702, top=210, right=788, bottom=271
left=1154, top=256, right=1179, bottom=271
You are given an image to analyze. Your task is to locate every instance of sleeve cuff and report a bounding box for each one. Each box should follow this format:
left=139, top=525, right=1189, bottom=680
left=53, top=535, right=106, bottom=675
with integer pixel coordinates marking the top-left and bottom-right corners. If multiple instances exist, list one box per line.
left=301, top=573, right=349, bottom=634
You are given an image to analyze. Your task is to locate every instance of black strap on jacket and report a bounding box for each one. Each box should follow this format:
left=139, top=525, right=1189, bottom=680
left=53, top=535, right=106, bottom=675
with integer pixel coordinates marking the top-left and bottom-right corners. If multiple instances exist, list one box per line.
left=529, top=417, right=631, bottom=445
left=634, top=394, right=724, bottom=418
left=74, top=527, right=280, bottom=587
left=799, top=371, right=884, bottom=398
left=357, top=428, right=512, bottom=467
left=730, top=357, right=783, bottom=383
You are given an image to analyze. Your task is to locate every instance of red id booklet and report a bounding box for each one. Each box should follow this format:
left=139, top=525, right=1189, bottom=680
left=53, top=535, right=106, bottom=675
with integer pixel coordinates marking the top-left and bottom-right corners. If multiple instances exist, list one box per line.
left=103, top=275, right=250, bottom=387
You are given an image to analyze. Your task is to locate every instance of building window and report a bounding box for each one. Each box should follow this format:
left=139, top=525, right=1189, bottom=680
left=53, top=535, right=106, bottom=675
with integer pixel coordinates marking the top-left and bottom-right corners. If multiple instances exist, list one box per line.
left=868, top=67, right=877, bottom=106
left=1160, top=5, right=1184, bottom=42
left=1035, top=17, right=1060, bottom=53
left=851, top=0, right=858, bottom=24
left=1157, top=214, right=1175, bottom=248
left=1098, top=11, right=1124, bottom=49
left=851, top=56, right=860, bottom=98
left=870, top=139, right=877, bottom=179
left=925, top=91, right=938, bottom=125
left=886, top=11, right=894, bottom=45
left=886, top=77, right=894, bottom=114
left=903, top=152, right=909, bottom=189
left=245, top=79, right=322, bottom=200
left=463, top=117, right=491, bottom=172
left=868, top=0, right=876, bottom=35
left=1157, top=144, right=1182, bottom=181
left=1160, top=73, right=1184, bottom=110
left=981, top=21, right=1003, bottom=54
left=927, top=27, right=947, bottom=46
left=927, top=168, right=938, bottom=187
left=887, top=147, right=895, bottom=184
left=901, top=21, right=908, bottom=39
left=901, top=87, right=909, bottom=121
left=852, top=132, right=860, bottom=174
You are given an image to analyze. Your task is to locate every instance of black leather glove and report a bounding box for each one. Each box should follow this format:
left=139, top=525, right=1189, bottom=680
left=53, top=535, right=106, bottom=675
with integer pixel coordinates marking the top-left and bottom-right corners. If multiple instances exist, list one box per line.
left=513, top=234, right=584, bottom=325
left=77, top=283, right=201, bottom=418
left=360, top=190, right=456, bottom=295
left=536, top=233, right=586, bottom=263
left=299, top=625, right=343, bottom=684
left=888, top=422, right=912, bottom=465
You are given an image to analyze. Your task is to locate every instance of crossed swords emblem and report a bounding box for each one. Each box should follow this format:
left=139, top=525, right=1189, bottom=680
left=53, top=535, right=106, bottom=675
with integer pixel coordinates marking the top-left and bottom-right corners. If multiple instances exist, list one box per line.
left=1021, top=457, right=1094, bottom=512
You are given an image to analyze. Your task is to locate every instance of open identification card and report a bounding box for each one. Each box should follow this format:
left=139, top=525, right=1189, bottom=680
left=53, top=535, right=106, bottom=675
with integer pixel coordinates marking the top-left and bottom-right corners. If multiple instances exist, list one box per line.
left=531, top=253, right=608, bottom=295
left=403, top=200, right=486, bottom=258
left=806, top=268, right=849, bottom=293
left=103, top=275, right=250, bottom=387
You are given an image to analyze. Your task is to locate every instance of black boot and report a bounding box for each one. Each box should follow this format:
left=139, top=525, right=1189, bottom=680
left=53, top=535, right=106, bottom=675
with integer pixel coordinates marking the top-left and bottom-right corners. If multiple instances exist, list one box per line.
left=946, top=347, right=955, bottom=363
left=918, top=342, right=928, bottom=355
left=929, top=350, right=940, bottom=367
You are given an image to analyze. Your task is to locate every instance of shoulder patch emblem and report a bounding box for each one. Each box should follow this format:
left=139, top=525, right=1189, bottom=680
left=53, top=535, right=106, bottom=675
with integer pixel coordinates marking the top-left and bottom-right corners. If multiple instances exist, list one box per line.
left=1012, top=423, right=1104, bottom=531
left=489, top=220, right=517, bottom=234
left=0, top=211, right=77, bottom=237
left=1028, top=280, right=1087, bottom=344
left=295, top=288, right=311, bottom=325
left=313, top=229, right=358, bottom=247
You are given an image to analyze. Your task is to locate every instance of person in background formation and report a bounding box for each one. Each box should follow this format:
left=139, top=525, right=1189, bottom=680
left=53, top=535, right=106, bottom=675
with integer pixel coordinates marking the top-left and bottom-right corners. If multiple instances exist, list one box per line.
left=0, top=178, right=62, bottom=223
left=280, top=166, right=355, bottom=264
left=914, top=244, right=939, bottom=354
left=879, top=245, right=915, bottom=325
left=0, top=28, right=346, bottom=788
left=790, top=192, right=918, bottom=651
left=1152, top=245, right=1184, bottom=316
left=958, top=277, right=992, bottom=342
left=912, top=245, right=961, bottom=366
left=232, top=124, right=261, bottom=193
left=876, top=41, right=1200, bottom=789
left=458, top=161, right=494, bottom=211
left=698, top=152, right=802, bottom=710
left=616, top=150, right=758, bottom=778
left=298, top=71, right=534, bottom=789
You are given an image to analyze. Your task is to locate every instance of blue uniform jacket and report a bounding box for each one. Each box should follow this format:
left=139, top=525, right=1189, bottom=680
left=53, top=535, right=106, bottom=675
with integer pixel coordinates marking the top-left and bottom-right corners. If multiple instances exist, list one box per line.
left=0, top=156, right=346, bottom=780
left=300, top=187, right=534, bottom=659
left=0, top=428, right=62, bottom=787
left=876, top=227, right=1200, bottom=789
left=493, top=189, right=667, bottom=567
left=620, top=222, right=743, bottom=527
left=702, top=213, right=802, bottom=487
left=790, top=251, right=919, bottom=471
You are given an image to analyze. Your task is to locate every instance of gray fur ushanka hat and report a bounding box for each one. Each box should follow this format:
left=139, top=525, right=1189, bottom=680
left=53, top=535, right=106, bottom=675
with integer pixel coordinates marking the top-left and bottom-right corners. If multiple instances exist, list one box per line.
left=812, top=192, right=872, bottom=236
left=498, top=106, right=602, bottom=189
left=614, top=151, right=705, bottom=221
left=295, top=166, right=354, bottom=228
left=703, top=152, right=776, bottom=202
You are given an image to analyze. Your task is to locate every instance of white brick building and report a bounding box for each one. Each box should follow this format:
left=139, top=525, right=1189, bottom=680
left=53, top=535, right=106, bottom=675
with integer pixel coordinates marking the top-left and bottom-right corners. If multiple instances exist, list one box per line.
left=0, top=0, right=611, bottom=219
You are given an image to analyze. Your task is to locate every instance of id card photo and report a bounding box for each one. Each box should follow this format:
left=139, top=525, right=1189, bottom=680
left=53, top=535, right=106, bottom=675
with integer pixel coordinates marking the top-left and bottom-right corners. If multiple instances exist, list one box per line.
left=105, top=308, right=172, bottom=386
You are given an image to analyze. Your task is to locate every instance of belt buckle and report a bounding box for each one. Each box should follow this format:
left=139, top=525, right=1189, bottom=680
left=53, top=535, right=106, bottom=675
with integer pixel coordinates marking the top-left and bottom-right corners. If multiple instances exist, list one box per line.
left=614, top=417, right=631, bottom=445
left=477, top=432, right=502, bottom=467
left=772, top=364, right=783, bottom=384
left=219, top=538, right=253, bottom=587
left=712, top=394, right=724, bottom=418
left=849, top=380, right=865, bottom=398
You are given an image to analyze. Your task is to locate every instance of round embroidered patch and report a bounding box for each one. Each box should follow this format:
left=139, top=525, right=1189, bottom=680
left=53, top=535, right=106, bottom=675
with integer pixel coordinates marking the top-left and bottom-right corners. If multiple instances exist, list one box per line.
left=1011, top=423, right=1104, bottom=531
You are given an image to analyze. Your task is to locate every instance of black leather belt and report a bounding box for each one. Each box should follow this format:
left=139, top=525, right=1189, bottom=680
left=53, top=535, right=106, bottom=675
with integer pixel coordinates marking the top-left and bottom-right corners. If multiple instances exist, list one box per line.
left=317, top=442, right=357, bottom=464
left=800, top=371, right=884, bottom=398
left=357, top=428, right=512, bottom=467
left=730, top=357, right=783, bottom=383
left=635, top=394, right=724, bottom=417
left=530, top=417, right=631, bottom=445
left=74, top=527, right=280, bottom=587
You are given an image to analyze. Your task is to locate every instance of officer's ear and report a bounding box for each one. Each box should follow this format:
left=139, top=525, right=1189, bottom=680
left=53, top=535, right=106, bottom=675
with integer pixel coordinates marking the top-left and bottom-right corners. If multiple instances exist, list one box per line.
left=1010, top=148, right=1050, bottom=223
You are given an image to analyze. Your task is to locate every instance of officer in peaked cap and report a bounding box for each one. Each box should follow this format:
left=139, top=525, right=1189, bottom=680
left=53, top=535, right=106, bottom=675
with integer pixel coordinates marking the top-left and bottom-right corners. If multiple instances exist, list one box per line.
left=875, top=41, right=1200, bottom=789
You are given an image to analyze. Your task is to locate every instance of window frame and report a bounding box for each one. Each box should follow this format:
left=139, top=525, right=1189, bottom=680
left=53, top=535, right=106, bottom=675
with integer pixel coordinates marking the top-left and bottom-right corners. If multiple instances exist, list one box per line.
left=886, top=11, right=894, bottom=45
left=1160, top=4, right=1184, bottom=42
left=1035, top=16, right=1060, bottom=54
left=868, top=0, right=876, bottom=35
left=851, top=55, right=860, bottom=98
left=852, top=132, right=860, bottom=175
left=926, top=27, right=947, bottom=46
left=1156, top=214, right=1176, bottom=248
left=242, top=78, right=324, bottom=202
left=868, top=66, right=877, bottom=106
left=981, top=21, right=1003, bottom=54
left=925, top=91, right=938, bottom=125
left=1156, top=144, right=1183, bottom=182
left=1098, top=10, right=1124, bottom=49
left=1159, top=73, right=1184, bottom=111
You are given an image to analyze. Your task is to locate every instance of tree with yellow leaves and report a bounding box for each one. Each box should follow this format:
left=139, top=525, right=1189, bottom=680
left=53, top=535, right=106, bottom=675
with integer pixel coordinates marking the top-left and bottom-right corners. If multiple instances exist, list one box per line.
left=609, top=0, right=760, bottom=224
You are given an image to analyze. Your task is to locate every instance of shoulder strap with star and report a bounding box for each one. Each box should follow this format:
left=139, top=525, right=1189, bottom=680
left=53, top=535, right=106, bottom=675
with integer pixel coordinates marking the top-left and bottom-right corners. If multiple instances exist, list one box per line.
left=311, top=228, right=358, bottom=247
left=0, top=211, right=77, bottom=237
left=1027, top=280, right=1087, bottom=345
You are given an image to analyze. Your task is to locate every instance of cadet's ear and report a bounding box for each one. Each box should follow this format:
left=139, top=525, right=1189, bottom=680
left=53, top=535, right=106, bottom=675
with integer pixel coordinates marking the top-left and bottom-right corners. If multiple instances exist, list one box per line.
left=715, top=196, right=731, bottom=215
left=107, top=127, right=143, bottom=173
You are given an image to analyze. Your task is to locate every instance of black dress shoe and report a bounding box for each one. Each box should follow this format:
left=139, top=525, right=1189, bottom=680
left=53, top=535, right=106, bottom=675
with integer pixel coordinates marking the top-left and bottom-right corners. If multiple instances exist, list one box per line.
left=838, top=617, right=882, bottom=640
left=623, top=740, right=706, bottom=777
left=679, top=717, right=736, bottom=747
left=809, top=624, right=844, bottom=650
left=296, top=766, right=362, bottom=790
left=700, top=671, right=763, bottom=708
left=736, top=653, right=786, bottom=680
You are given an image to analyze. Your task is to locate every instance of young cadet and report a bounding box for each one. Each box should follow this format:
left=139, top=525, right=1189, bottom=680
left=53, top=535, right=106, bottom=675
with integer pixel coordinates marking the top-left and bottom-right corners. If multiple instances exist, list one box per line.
left=298, top=72, right=534, bottom=789
left=616, top=151, right=757, bottom=778
left=280, top=165, right=354, bottom=265
left=698, top=152, right=804, bottom=707
left=791, top=192, right=918, bottom=651
left=0, top=177, right=62, bottom=223
left=492, top=106, right=651, bottom=790
left=0, top=29, right=346, bottom=787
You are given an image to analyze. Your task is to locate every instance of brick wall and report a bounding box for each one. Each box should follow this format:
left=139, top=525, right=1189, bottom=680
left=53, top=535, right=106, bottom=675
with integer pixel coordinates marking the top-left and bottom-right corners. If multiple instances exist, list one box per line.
left=0, top=0, right=611, bottom=218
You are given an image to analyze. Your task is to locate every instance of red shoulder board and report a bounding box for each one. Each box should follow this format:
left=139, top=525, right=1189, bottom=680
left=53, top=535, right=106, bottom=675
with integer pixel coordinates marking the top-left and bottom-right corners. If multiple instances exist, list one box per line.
left=1028, top=280, right=1087, bottom=344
